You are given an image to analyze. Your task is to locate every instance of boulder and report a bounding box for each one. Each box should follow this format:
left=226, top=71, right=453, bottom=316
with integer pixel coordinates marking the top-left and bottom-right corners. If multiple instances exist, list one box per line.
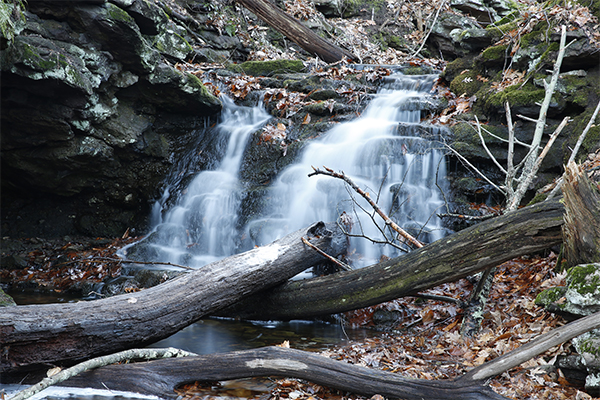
left=536, top=263, right=600, bottom=394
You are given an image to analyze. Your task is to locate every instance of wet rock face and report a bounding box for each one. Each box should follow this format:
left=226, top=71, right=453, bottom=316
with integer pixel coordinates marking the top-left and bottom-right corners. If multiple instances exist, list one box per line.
left=1, top=0, right=221, bottom=238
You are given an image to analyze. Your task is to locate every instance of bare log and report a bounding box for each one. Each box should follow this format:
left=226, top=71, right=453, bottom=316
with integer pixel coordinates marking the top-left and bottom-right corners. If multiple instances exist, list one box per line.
left=235, top=0, right=356, bottom=63
left=0, top=222, right=346, bottom=374
left=219, top=199, right=564, bottom=320
left=62, top=346, right=509, bottom=400
left=562, top=160, right=600, bottom=266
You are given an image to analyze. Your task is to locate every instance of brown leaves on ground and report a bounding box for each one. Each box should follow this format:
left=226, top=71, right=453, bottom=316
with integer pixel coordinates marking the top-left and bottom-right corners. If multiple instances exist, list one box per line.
left=276, top=254, right=587, bottom=400
left=0, top=236, right=140, bottom=293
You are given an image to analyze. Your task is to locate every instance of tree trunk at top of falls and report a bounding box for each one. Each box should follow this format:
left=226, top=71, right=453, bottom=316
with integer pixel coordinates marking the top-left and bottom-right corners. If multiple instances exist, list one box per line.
left=0, top=222, right=346, bottom=375
left=235, top=0, right=356, bottom=63
left=217, top=199, right=565, bottom=320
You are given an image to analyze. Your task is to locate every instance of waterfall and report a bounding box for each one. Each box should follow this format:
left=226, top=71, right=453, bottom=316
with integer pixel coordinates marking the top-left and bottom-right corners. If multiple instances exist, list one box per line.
left=123, top=97, right=271, bottom=268
left=247, top=73, right=448, bottom=267
left=124, top=72, right=449, bottom=270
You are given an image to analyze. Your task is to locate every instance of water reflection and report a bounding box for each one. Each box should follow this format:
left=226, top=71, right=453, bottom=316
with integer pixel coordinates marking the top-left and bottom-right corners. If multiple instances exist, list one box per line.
left=148, top=317, right=374, bottom=354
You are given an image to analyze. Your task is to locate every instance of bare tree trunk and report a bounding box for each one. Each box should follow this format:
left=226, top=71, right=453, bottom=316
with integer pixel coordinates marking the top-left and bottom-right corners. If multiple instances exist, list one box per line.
left=235, top=0, right=356, bottom=63
left=0, top=222, right=346, bottom=374
left=562, top=160, right=600, bottom=266
left=218, top=199, right=564, bottom=320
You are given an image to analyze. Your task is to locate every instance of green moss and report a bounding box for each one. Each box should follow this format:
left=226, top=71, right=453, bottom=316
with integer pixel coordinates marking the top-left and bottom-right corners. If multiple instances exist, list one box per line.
left=527, top=192, right=548, bottom=206
left=567, top=264, right=600, bottom=296
left=107, top=3, right=135, bottom=23
left=520, top=21, right=550, bottom=47
left=577, top=338, right=600, bottom=356
left=0, top=287, right=16, bottom=307
left=486, top=81, right=545, bottom=108
left=449, top=70, right=484, bottom=97
left=481, top=44, right=509, bottom=62
left=231, top=60, right=305, bottom=77
left=535, top=286, right=567, bottom=307
left=441, top=57, right=474, bottom=84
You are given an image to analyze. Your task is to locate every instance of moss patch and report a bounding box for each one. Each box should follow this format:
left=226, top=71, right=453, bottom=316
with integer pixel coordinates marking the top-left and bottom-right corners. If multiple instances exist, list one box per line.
left=481, top=44, right=509, bottom=62
left=232, top=60, right=305, bottom=77
left=484, top=81, right=545, bottom=110
left=568, top=264, right=600, bottom=296
left=450, top=70, right=484, bottom=97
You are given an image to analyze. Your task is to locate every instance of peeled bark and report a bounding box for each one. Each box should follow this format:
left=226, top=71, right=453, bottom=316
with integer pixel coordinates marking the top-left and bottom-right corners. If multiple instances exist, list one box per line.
left=235, top=0, right=356, bottom=63
left=219, top=199, right=565, bottom=320
left=0, top=222, right=346, bottom=374
left=562, top=160, right=600, bottom=266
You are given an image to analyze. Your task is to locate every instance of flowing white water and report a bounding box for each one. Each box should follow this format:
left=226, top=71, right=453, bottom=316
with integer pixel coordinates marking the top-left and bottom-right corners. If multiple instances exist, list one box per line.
left=125, top=72, right=449, bottom=270
left=247, top=73, right=448, bottom=266
left=126, top=97, right=270, bottom=268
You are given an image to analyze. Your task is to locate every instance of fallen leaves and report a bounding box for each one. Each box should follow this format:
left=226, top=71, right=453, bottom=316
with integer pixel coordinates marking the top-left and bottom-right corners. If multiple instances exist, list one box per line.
left=0, top=236, right=140, bottom=292
left=310, top=253, right=583, bottom=400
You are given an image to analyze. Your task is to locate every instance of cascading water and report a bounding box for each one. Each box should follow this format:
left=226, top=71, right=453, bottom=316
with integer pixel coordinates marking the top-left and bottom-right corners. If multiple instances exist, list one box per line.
left=124, top=71, right=449, bottom=270
left=247, top=73, right=449, bottom=266
left=124, top=97, right=271, bottom=268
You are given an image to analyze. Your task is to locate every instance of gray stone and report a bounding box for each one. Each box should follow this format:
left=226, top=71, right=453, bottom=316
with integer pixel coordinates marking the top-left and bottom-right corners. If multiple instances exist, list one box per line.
left=536, top=263, right=600, bottom=318
left=125, top=0, right=168, bottom=35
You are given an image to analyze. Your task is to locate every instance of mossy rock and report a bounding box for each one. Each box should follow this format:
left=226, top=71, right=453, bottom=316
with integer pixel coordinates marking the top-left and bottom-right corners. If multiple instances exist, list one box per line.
left=441, top=56, right=475, bottom=85
left=536, top=263, right=600, bottom=317
left=0, top=287, right=17, bottom=307
left=449, top=70, right=485, bottom=97
left=232, top=60, right=305, bottom=77
left=480, top=44, right=509, bottom=66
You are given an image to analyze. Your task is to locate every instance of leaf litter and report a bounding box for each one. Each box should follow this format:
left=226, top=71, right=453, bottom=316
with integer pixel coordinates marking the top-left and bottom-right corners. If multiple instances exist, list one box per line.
left=175, top=253, right=594, bottom=400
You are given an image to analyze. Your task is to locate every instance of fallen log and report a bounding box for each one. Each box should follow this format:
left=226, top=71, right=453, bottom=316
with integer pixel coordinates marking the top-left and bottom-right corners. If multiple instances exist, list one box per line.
left=562, top=160, right=600, bottom=266
left=235, top=0, right=356, bottom=63
left=17, top=313, right=600, bottom=400
left=62, top=347, right=509, bottom=400
left=219, top=198, right=565, bottom=320
left=0, top=222, right=346, bottom=374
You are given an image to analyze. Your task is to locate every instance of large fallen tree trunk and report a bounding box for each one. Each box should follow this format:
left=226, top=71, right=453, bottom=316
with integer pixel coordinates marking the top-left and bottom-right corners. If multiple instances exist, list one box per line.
left=219, top=198, right=565, bottom=320
left=62, top=347, right=509, bottom=400
left=0, top=199, right=564, bottom=375
left=0, top=222, right=345, bottom=374
left=235, top=0, right=356, bottom=63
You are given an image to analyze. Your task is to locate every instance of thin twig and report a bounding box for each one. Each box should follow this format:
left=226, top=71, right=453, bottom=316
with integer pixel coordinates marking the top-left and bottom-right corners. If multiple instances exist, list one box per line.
left=415, top=293, right=468, bottom=308
left=443, top=143, right=506, bottom=195
left=310, top=166, right=423, bottom=249
left=437, top=212, right=496, bottom=221
left=301, top=236, right=352, bottom=271
left=474, top=115, right=507, bottom=175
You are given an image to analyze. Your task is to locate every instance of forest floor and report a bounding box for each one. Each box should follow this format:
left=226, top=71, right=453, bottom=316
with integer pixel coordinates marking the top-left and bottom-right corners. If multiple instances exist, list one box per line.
left=2, top=237, right=595, bottom=400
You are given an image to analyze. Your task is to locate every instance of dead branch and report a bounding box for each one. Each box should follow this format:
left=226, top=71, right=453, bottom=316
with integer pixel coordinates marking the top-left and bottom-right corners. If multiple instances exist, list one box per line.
left=309, top=166, right=423, bottom=249
left=458, top=311, right=600, bottom=383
